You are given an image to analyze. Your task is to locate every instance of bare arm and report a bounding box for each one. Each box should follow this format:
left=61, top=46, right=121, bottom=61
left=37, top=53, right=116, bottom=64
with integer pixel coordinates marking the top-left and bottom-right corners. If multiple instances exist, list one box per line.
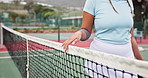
left=79, top=11, right=94, bottom=40
left=62, top=11, right=94, bottom=51
left=130, top=27, right=144, bottom=60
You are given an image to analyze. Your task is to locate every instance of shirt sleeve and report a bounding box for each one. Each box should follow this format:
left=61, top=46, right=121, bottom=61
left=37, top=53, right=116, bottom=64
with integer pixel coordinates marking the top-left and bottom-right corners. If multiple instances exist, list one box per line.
left=83, top=0, right=96, bottom=15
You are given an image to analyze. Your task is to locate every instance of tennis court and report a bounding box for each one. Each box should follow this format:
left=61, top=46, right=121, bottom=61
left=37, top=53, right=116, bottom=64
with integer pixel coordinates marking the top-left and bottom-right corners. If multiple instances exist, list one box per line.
left=0, top=24, right=148, bottom=78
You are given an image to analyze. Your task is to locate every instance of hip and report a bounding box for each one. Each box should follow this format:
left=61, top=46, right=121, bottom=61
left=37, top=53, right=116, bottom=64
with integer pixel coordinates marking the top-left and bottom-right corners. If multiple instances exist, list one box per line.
left=90, top=37, right=135, bottom=59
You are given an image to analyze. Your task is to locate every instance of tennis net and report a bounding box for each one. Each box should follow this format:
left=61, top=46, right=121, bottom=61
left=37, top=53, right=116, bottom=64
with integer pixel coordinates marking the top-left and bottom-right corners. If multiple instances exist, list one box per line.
left=1, top=23, right=148, bottom=78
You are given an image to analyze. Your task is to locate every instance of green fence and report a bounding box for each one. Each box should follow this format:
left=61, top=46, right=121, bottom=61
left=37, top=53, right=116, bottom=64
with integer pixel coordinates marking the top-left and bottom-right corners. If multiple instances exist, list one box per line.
left=1, top=16, right=82, bottom=27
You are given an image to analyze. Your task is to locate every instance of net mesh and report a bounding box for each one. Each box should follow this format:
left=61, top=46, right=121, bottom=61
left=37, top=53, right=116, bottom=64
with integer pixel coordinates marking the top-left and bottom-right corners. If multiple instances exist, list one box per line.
left=3, top=29, right=27, bottom=78
left=1, top=23, right=148, bottom=78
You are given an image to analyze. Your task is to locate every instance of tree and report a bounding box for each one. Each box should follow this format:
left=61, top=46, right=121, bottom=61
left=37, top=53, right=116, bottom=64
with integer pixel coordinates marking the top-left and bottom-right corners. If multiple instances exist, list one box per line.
left=44, top=12, right=56, bottom=19
left=13, top=0, right=20, bottom=10
left=19, top=14, right=27, bottom=22
left=9, top=12, right=18, bottom=23
left=24, top=1, right=34, bottom=11
left=32, top=4, right=43, bottom=15
left=29, top=4, right=56, bottom=21
left=42, top=7, right=56, bottom=19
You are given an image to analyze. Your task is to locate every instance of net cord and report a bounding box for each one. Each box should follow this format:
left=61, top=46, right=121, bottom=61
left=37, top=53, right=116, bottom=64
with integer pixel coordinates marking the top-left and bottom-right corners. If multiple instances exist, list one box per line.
left=0, top=23, right=3, bottom=48
left=1, top=23, right=148, bottom=77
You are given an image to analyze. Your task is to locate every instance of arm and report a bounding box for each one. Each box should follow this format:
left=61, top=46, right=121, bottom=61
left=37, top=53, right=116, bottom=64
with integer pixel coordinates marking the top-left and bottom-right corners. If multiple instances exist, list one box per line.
left=130, top=27, right=144, bottom=60
left=62, top=11, right=94, bottom=51
left=81, top=11, right=94, bottom=40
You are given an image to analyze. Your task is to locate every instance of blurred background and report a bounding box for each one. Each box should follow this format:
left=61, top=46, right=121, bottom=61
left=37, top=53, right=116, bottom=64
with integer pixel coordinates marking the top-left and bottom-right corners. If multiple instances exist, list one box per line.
left=0, top=0, right=147, bottom=37
left=0, top=0, right=148, bottom=77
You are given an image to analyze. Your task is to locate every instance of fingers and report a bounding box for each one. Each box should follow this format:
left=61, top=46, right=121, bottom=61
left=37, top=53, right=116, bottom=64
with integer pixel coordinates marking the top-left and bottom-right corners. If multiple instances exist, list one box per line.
left=62, top=36, right=81, bottom=52
left=62, top=37, right=79, bottom=52
left=72, top=38, right=79, bottom=44
left=62, top=31, right=82, bottom=52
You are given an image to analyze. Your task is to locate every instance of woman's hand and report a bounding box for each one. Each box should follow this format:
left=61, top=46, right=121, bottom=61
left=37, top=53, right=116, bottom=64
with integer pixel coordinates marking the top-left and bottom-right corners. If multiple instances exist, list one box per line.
left=62, top=30, right=83, bottom=52
left=62, top=11, right=94, bottom=52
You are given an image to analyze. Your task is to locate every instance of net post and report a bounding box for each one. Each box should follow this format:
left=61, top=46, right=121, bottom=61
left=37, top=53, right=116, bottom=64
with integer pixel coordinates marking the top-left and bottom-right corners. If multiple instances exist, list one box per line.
left=58, top=17, right=60, bottom=42
left=26, top=39, right=29, bottom=78
left=0, top=23, right=3, bottom=48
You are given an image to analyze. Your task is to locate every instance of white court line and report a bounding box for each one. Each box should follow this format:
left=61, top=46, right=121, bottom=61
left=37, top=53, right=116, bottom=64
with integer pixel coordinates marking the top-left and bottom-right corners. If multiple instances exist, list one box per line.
left=0, top=53, right=62, bottom=59
left=144, top=48, right=148, bottom=50
left=0, top=51, right=8, bottom=53
left=0, top=56, right=12, bottom=59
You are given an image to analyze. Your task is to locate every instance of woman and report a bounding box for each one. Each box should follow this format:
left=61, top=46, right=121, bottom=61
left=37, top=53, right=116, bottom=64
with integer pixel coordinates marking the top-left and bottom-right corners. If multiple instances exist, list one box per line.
left=62, top=0, right=144, bottom=77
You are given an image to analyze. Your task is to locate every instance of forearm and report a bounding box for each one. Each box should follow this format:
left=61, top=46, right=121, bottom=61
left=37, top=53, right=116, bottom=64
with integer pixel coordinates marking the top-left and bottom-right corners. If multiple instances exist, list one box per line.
left=80, top=11, right=94, bottom=41
left=131, top=37, right=144, bottom=60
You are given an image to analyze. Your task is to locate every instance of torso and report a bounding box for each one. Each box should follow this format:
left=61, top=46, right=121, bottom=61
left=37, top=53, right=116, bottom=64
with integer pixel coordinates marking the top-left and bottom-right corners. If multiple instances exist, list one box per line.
left=93, top=0, right=134, bottom=44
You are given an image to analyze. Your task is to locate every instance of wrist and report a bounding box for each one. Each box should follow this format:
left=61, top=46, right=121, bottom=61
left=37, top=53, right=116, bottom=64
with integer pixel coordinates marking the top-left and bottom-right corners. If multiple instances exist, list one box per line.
left=80, top=29, right=90, bottom=41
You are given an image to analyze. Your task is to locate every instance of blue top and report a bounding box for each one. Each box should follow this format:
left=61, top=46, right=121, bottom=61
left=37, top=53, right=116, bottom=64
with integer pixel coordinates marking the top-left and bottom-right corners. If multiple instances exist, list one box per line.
left=83, top=0, right=134, bottom=44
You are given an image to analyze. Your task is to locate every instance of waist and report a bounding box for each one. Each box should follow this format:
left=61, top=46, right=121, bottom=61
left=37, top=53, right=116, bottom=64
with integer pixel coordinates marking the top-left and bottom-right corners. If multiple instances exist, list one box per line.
left=90, top=37, right=134, bottom=58
left=95, top=32, right=131, bottom=45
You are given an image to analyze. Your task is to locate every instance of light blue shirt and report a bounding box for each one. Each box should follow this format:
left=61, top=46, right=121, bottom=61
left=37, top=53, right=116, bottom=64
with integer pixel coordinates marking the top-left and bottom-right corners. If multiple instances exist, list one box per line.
left=83, top=0, right=134, bottom=44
